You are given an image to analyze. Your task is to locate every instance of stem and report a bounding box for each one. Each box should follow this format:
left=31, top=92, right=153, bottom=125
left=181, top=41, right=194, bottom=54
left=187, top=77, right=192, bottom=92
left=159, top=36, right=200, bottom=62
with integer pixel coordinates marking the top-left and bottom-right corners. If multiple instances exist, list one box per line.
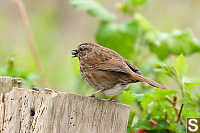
left=13, top=0, right=48, bottom=88
left=173, top=76, right=184, bottom=98
left=165, top=96, right=185, bottom=125
left=178, top=78, right=185, bottom=98
left=164, top=109, right=168, bottom=123
left=177, top=104, right=184, bottom=123
left=170, top=67, right=185, bottom=98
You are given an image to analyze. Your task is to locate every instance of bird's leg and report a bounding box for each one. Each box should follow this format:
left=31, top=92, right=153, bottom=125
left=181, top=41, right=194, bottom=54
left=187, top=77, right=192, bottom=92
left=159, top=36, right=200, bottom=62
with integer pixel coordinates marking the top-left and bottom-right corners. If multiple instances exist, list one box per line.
left=89, top=89, right=104, bottom=97
left=108, top=96, right=115, bottom=102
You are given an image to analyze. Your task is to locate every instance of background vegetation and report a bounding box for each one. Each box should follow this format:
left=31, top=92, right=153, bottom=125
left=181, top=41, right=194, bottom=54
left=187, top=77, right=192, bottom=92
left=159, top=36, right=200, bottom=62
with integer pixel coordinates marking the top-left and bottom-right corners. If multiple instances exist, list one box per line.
left=1, top=0, right=200, bottom=132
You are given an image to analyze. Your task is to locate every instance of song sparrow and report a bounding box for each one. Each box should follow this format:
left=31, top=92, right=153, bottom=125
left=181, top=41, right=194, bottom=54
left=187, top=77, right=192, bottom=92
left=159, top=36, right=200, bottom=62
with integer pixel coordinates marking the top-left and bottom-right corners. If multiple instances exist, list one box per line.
left=72, top=43, right=166, bottom=101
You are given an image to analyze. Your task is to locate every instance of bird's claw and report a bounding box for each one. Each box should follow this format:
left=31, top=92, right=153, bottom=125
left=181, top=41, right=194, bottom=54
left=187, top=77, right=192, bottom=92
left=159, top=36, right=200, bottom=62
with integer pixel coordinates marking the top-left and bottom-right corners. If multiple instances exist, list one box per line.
left=89, top=94, right=96, bottom=98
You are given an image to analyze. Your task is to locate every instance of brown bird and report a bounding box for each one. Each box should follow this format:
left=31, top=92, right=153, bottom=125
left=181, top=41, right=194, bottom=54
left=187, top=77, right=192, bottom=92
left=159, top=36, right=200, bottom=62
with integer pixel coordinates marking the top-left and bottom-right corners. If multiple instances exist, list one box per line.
left=72, top=42, right=166, bottom=101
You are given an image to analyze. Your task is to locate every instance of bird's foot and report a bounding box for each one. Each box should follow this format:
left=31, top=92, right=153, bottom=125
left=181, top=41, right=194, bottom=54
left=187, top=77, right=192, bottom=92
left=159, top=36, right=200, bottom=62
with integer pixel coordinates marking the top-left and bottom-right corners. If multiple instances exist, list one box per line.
left=44, top=88, right=56, bottom=93
left=89, top=94, right=103, bottom=101
left=89, top=89, right=104, bottom=98
left=108, top=96, right=116, bottom=102
left=89, top=94, right=96, bottom=98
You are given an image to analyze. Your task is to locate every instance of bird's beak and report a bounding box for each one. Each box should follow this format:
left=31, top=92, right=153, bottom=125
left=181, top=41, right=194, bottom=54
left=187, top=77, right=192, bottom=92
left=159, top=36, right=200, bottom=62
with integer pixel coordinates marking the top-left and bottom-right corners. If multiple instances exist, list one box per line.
left=72, top=49, right=79, bottom=57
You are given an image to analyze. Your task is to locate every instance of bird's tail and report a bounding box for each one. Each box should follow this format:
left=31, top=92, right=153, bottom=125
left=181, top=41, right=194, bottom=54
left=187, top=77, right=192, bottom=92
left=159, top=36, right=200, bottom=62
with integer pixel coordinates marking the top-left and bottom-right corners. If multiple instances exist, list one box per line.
left=131, top=72, right=166, bottom=89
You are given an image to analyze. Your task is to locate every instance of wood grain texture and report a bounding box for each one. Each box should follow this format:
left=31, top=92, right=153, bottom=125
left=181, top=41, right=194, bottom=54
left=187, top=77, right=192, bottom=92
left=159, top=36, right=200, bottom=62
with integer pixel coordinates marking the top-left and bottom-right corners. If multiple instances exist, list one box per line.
left=0, top=77, right=130, bottom=133
left=0, top=76, right=22, bottom=93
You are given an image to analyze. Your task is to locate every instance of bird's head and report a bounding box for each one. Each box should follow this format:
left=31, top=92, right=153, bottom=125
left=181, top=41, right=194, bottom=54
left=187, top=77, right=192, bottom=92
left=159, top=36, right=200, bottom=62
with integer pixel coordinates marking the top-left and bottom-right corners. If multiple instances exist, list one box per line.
left=72, top=43, right=99, bottom=58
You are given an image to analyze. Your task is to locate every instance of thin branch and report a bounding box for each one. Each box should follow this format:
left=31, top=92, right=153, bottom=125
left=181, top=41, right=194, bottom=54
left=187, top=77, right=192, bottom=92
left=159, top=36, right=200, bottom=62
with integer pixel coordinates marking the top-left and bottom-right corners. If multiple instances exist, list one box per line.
left=164, top=109, right=168, bottom=123
left=177, top=104, right=184, bottom=123
left=165, top=96, right=174, bottom=105
left=165, top=96, right=185, bottom=125
left=13, top=0, right=48, bottom=88
left=173, top=95, right=177, bottom=106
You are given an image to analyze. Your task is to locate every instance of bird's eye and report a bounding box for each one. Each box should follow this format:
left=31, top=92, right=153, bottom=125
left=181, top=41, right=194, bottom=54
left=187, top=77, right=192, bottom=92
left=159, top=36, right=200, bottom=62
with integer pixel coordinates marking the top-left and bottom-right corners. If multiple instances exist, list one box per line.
left=79, top=47, right=84, bottom=51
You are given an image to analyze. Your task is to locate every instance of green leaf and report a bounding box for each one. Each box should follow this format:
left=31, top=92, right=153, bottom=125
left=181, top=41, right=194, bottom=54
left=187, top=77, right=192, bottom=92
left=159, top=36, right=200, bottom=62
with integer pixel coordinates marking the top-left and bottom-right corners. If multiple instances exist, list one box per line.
left=141, top=93, right=154, bottom=112
left=176, top=123, right=186, bottom=133
left=147, top=30, right=200, bottom=60
left=70, top=0, right=115, bottom=21
left=134, top=13, right=153, bottom=33
left=169, top=122, right=186, bottom=133
left=141, top=89, right=177, bottom=122
left=96, top=21, right=136, bottom=59
left=172, top=54, right=188, bottom=78
left=127, top=111, right=135, bottom=133
left=131, top=0, right=148, bottom=6
left=125, top=19, right=141, bottom=38
left=134, top=119, right=155, bottom=130
left=184, top=82, right=200, bottom=90
left=118, top=0, right=148, bottom=14
left=120, top=90, right=136, bottom=105
left=132, top=14, right=200, bottom=60
left=170, top=30, right=200, bottom=55
left=148, top=32, right=170, bottom=60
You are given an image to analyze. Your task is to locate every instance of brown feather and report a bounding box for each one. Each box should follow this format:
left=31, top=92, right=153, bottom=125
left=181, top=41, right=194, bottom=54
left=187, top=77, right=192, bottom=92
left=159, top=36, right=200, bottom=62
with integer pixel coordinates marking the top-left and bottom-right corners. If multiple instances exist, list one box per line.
left=73, top=42, right=166, bottom=97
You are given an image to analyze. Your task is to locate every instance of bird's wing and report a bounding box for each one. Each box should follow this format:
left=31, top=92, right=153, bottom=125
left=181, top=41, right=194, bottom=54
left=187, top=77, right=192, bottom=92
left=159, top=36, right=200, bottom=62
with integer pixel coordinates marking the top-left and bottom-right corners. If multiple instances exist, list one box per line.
left=96, top=58, right=142, bottom=74
left=96, top=58, right=166, bottom=89
left=96, top=59, right=131, bottom=74
left=124, top=60, right=142, bottom=75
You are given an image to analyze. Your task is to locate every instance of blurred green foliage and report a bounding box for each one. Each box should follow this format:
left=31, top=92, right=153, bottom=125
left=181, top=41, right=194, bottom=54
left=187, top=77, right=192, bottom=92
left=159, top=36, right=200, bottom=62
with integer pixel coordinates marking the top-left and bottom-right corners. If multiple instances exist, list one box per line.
left=70, top=0, right=116, bottom=21
left=96, top=21, right=136, bottom=59
left=0, top=56, right=40, bottom=88
left=118, top=0, right=148, bottom=14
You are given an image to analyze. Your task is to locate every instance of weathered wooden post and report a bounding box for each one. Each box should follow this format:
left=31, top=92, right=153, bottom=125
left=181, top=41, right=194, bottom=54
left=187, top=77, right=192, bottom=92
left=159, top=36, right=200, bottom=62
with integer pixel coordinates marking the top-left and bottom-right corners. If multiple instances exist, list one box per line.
left=0, top=76, right=130, bottom=133
left=0, top=76, right=22, bottom=93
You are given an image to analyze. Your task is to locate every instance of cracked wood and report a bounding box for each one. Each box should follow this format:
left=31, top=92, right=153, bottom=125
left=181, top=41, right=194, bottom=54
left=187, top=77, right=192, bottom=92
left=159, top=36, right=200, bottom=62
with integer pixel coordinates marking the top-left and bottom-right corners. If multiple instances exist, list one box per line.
left=0, top=76, right=130, bottom=133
